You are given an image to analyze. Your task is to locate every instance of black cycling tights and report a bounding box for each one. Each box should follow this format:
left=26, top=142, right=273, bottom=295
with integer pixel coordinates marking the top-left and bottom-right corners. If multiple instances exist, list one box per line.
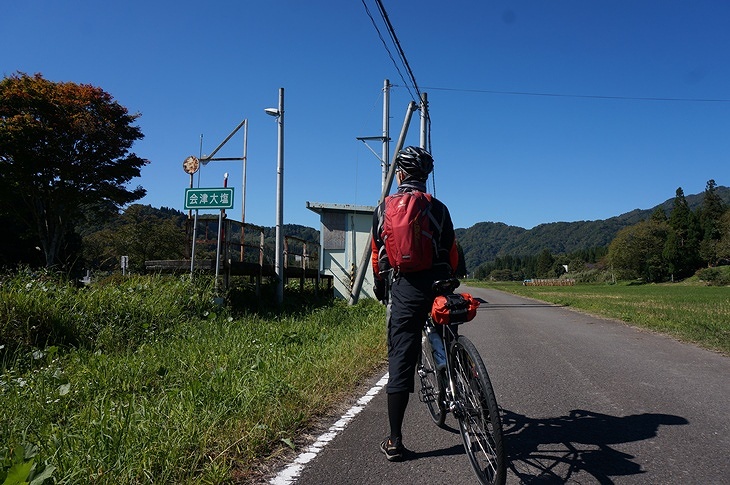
left=388, top=391, right=410, bottom=440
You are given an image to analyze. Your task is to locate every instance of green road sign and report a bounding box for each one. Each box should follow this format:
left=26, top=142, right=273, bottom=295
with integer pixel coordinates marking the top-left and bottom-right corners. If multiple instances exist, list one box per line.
left=184, top=188, right=234, bottom=210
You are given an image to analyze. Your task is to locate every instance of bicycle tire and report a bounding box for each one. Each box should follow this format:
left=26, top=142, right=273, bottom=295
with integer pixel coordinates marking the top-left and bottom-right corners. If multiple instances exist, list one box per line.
left=450, top=335, right=507, bottom=485
left=418, top=331, right=446, bottom=426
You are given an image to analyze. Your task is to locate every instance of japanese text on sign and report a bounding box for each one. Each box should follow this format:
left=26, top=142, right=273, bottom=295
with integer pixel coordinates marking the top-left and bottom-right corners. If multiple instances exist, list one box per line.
left=184, top=188, right=235, bottom=210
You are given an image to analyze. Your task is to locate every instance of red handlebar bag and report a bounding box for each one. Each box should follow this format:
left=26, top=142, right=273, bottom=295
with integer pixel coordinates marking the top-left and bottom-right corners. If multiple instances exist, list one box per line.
left=431, top=293, right=480, bottom=325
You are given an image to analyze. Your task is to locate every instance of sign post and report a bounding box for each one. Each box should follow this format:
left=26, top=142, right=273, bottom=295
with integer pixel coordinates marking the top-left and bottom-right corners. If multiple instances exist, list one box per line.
left=183, top=156, right=201, bottom=277
left=184, top=186, right=234, bottom=293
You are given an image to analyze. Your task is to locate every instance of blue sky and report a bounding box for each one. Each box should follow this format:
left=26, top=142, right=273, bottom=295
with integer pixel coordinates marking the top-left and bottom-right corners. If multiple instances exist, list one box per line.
left=2, top=1, right=728, bottom=231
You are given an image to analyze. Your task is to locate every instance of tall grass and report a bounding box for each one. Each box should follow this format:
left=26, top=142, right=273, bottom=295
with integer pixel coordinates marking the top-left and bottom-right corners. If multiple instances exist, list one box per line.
left=471, top=281, right=730, bottom=354
left=1, top=269, right=220, bottom=356
left=1, top=271, right=386, bottom=483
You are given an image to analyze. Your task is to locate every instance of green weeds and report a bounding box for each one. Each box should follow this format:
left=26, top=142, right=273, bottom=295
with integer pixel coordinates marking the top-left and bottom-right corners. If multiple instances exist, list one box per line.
left=1, top=269, right=220, bottom=356
left=1, top=271, right=386, bottom=483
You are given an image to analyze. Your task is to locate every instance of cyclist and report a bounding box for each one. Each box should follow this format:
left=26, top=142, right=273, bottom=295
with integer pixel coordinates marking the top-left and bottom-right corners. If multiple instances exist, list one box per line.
left=371, top=146, right=459, bottom=461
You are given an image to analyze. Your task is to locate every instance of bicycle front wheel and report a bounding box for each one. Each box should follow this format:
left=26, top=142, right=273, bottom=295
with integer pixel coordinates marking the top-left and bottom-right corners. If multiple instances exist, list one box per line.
left=450, top=335, right=506, bottom=485
left=418, top=331, right=446, bottom=426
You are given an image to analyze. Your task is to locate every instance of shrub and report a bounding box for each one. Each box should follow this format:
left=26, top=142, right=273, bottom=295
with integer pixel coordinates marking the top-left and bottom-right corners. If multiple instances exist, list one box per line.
left=696, top=266, right=730, bottom=286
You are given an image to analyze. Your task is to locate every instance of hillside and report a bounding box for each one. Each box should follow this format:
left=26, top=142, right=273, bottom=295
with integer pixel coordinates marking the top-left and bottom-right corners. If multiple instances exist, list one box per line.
left=456, top=186, right=730, bottom=272
left=128, top=187, right=728, bottom=275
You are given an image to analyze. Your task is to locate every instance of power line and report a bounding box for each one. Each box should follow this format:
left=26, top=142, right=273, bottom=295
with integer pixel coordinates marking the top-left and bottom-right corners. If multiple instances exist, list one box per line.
left=395, top=84, right=730, bottom=103
left=363, top=0, right=435, bottom=190
left=361, top=0, right=413, bottom=101
left=374, top=0, right=421, bottom=103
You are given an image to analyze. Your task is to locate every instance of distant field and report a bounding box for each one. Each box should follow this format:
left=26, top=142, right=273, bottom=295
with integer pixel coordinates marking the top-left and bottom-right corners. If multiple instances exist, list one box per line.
left=468, top=281, right=730, bottom=355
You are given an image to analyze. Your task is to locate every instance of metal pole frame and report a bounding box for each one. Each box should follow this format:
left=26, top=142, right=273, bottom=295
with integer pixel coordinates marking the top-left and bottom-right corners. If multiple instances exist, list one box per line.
left=348, top=100, right=418, bottom=305
left=193, top=119, right=248, bottom=285
left=274, top=88, right=285, bottom=307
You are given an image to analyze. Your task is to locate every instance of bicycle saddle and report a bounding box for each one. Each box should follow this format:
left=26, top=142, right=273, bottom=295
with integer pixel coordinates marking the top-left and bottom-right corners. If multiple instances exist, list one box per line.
left=432, top=278, right=460, bottom=295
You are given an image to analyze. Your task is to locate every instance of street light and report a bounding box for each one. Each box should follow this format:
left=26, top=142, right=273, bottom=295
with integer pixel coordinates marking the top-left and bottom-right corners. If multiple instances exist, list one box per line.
left=265, top=88, right=285, bottom=306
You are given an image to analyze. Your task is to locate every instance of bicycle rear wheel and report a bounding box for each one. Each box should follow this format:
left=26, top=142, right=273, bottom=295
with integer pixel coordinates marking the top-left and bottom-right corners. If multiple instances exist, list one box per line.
left=418, top=331, right=446, bottom=426
left=450, top=335, right=506, bottom=485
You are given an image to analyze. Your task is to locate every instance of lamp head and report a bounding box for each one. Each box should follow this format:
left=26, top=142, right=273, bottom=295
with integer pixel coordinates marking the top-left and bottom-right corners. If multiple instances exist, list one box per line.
left=264, top=108, right=280, bottom=117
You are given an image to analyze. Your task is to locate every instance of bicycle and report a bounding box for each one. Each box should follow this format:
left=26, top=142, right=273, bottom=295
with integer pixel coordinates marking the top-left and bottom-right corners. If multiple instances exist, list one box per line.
left=418, top=278, right=507, bottom=485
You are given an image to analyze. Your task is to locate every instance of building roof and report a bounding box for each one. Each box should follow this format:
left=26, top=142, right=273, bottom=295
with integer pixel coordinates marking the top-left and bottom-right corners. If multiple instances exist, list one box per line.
left=306, top=201, right=376, bottom=215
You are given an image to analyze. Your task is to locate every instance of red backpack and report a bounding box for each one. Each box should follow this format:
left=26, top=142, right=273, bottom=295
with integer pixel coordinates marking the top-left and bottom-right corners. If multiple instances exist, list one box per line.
left=382, top=191, right=438, bottom=273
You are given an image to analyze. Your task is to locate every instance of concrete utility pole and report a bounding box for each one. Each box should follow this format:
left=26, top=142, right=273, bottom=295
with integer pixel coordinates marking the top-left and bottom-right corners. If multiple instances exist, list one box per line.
left=420, top=92, right=429, bottom=151
left=265, top=88, right=285, bottom=307
left=357, top=79, right=392, bottom=193
left=348, top=100, right=418, bottom=305
left=382, top=79, right=391, bottom=190
left=241, top=120, right=248, bottom=260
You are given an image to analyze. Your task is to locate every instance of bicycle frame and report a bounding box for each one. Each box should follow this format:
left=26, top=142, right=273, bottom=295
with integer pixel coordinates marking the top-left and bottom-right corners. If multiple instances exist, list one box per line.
left=433, top=318, right=463, bottom=417
left=420, top=309, right=507, bottom=485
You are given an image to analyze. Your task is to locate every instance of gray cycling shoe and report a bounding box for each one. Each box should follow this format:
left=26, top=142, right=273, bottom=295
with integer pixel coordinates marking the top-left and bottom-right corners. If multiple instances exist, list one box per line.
left=380, top=437, right=405, bottom=461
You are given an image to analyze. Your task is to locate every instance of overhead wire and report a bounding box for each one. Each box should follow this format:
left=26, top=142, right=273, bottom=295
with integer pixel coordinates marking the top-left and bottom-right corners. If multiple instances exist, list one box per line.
left=361, top=0, right=413, bottom=102
left=363, top=1, right=437, bottom=192
left=374, top=0, right=421, bottom=104
left=396, top=84, right=730, bottom=103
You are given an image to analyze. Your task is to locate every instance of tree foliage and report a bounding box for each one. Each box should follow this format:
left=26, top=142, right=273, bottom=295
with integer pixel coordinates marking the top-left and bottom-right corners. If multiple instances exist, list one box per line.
left=473, top=247, right=607, bottom=280
left=607, top=183, right=730, bottom=282
left=698, top=179, right=727, bottom=266
left=716, top=211, right=730, bottom=265
left=608, top=220, right=670, bottom=282
left=0, top=72, right=148, bottom=269
left=82, top=204, right=187, bottom=272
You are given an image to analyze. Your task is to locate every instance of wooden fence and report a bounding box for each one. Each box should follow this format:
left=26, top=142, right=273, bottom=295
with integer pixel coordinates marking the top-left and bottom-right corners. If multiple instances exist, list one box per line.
left=145, top=215, right=331, bottom=294
left=522, top=279, right=575, bottom=286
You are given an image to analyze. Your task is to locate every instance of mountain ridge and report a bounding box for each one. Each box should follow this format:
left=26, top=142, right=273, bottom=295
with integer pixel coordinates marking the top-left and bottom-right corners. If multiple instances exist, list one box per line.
left=455, top=186, right=730, bottom=272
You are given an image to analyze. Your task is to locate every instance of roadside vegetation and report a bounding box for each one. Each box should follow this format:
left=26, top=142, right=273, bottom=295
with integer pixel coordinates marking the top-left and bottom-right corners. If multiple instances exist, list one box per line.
left=1, top=271, right=386, bottom=484
left=469, top=274, right=730, bottom=355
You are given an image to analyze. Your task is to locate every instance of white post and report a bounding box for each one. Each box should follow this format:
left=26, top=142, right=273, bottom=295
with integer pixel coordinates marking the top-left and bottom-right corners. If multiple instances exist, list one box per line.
left=214, top=172, right=229, bottom=294
left=266, top=88, right=285, bottom=307
left=241, top=119, right=248, bottom=262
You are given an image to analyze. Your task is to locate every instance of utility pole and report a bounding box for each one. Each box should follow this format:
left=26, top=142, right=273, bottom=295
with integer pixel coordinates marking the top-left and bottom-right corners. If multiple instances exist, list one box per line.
left=382, top=79, right=391, bottom=190
left=265, top=88, right=285, bottom=307
left=420, top=92, right=429, bottom=151
left=241, top=120, right=248, bottom=261
left=349, top=101, right=418, bottom=305
left=357, top=79, right=392, bottom=193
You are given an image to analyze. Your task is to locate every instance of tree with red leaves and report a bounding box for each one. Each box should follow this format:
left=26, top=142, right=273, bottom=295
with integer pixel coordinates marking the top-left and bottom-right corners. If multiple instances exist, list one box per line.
left=0, top=72, right=149, bottom=268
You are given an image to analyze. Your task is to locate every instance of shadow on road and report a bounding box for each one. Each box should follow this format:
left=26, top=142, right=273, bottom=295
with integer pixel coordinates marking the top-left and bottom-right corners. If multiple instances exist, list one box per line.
left=501, top=408, right=688, bottom=484
left=475, top=302, right=565, bottom=311
left=410, top=443, right=464, bottom=460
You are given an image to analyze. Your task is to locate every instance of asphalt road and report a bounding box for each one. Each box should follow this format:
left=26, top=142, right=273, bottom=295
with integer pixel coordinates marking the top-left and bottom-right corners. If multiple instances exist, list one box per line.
left=269, top=286, right=730, bottom=484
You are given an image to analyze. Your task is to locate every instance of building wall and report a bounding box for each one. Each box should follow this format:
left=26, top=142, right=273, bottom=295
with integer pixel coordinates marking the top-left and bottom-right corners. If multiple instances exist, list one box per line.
left=320, top=211, right=376, bottom=300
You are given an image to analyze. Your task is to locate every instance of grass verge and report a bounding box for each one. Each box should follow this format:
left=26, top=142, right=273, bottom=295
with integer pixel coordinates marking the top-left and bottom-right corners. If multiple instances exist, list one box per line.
left=1, top=272, right=386, bottom=484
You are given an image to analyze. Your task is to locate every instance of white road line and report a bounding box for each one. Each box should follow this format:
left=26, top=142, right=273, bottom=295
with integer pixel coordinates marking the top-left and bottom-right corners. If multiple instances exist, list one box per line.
left=269, top=372, right=389, bottom=484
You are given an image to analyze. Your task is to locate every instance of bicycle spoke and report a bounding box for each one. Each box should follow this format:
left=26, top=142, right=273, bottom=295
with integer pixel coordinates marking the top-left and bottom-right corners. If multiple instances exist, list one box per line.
left=451, top=336, right=506, bottom=485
